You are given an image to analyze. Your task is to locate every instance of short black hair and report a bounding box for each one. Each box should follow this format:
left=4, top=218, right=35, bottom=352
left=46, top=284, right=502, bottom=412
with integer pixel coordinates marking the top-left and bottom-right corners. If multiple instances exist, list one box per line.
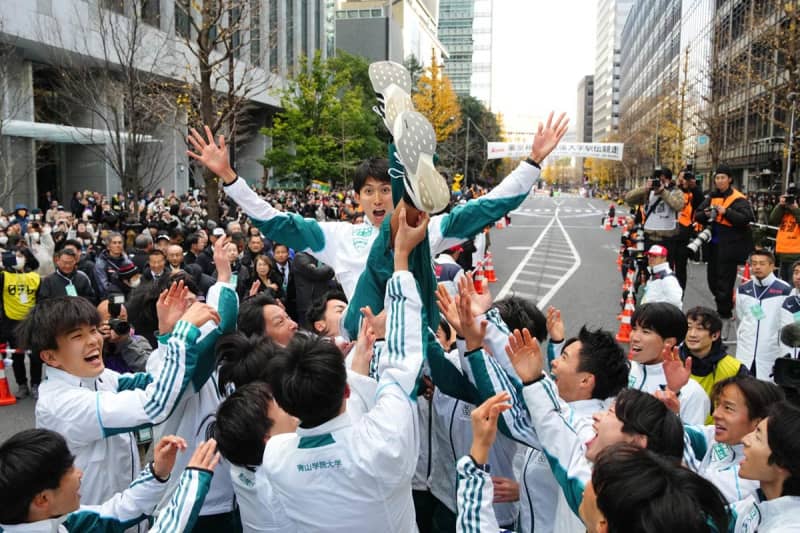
left=767, top=401, right=800, bottom=497
left=148, top=249, right=166, bottom=260
left=185, top=232, right=201, bottom=250
left=711, top=375, right=784, bottom=422
left=126, top=272, right=200, bottom=347
left=55, top=238, right=85, bottom=253
left=16, top=297, right=100, bottom=355
left=0, top=429, right=75, bottom=524
left=572, top=326, right=629, bottom=400
left=213, top=382, right=274, bottom=468
left=306, top=290, right=348, bottom=332
left=614, top=388, right=684, bottom=460
left=715, top=164, right=734, bottom=178
left=267, top=332, right=347, bottom=428
left=749, top=249, right=775, bottom=264
left=216, top=332, right=276, bottom=395
left=238, top=292, right=278, bottom=337
left=685, top=306, right=723, bottom=335
left=654, top=167, right=673, bottom=180
left=592, top=443, right=729, bottom=533
left=492, top=296, right=547, bottom=342
left=631, top=302, right=688, bottom=343
left=272, top=243, right=289, bottom=254
left=53, top=248, right=78, bottom=261
left=353, top=158, right=390, bottom=193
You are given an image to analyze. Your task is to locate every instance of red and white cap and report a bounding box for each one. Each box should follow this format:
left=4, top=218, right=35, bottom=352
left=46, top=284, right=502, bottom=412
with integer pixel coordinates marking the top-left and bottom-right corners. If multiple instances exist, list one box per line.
left=646, top=244, right=668, bottom=257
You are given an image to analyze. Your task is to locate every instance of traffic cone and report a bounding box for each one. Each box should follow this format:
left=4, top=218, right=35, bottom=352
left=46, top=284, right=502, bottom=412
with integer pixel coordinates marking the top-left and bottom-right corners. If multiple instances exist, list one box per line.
left=495, top=217, right=506, bottom=229
left=615, top=253, right=623, bottom=272
left=742, top=263, right=751, bottom=282
left=485, top=253, right=498, bottom=283
left=473, top=262, right=486, bottom=294
left=604, top=216, right=612, bottom=231
left=616, top=293, right=635, bottom=343
left=0, top=356, right=17, bottom=406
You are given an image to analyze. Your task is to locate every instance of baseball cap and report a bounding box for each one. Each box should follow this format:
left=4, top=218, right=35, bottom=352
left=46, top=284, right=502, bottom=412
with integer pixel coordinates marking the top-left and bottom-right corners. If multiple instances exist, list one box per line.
left=646, top=245, right=668, bottom=257
left=212, top=227, right=225, bottom=237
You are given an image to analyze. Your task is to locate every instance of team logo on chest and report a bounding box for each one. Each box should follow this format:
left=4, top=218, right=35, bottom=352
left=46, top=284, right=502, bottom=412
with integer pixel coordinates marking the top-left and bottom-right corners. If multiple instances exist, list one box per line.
left=352, top=225, right=374, bottom=252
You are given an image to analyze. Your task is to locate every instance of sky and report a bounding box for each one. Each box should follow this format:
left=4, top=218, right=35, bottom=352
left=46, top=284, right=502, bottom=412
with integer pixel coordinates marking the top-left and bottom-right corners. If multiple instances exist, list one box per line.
left=490, top=0, right=597, bottom=137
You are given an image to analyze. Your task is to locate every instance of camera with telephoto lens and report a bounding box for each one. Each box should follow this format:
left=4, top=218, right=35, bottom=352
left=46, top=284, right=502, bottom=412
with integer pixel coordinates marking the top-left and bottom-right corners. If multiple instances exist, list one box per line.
left=107, top=294, right=130, bottom=336
left=687, top=227, right=713, bottom=253
left=650, top=177, right=661, bottom=189
left=784, top=186, right=798, bottom=206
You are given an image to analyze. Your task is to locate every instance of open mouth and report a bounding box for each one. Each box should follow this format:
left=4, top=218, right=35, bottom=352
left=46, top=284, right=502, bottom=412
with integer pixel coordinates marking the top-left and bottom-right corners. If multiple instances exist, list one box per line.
left=585, top=433, right=598, bottom=449
left=373, top=209, right=386, bottom=218
left=84, top=353, right=102, bottom=364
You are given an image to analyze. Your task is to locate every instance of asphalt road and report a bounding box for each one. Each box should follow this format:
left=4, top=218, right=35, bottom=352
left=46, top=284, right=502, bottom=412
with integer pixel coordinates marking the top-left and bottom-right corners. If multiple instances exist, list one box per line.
left=0, top=192, right=721, bottom=443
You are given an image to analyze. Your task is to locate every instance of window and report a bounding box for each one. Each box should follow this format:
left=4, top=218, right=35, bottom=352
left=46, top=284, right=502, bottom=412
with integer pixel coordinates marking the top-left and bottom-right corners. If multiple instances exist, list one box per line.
left=142, top=0, right=160, bottom=26
left=175, top=0, right=190, bottom=39
left=102, top=0, right=124, bottom=14
left=230, top=6, right=242, bottom=59
left=287, top=0, right=295, bottom=74
left=251, top=0, right=261, bottom=66
left=269, top=0, right=278, bottom=71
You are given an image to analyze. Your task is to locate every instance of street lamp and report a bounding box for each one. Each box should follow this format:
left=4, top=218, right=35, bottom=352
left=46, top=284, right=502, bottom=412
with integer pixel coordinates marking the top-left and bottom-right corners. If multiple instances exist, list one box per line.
left=786, top=92, right=798, bottom=191
left=464, top=117, right=489, bottom=188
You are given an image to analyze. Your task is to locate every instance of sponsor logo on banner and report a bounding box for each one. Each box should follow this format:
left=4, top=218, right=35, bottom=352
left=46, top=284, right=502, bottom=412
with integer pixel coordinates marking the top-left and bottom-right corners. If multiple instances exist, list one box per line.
left=486, top=142, right=625, bottom=161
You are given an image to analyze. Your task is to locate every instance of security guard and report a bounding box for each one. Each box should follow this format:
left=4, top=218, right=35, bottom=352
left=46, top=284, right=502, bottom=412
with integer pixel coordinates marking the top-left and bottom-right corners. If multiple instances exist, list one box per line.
left=769, top=186, right=800, bottom=282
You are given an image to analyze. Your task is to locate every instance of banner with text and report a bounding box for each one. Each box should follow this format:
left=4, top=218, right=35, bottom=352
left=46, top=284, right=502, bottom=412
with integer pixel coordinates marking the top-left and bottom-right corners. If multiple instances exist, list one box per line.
left=487, top=142, right=624, bottom=161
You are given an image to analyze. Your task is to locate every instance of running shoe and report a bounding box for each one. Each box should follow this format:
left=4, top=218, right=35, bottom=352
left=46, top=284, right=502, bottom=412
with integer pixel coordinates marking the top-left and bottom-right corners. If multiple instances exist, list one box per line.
left=394, top=110, right=450, bottom=213
left=369, top=61, right=413, bottom=133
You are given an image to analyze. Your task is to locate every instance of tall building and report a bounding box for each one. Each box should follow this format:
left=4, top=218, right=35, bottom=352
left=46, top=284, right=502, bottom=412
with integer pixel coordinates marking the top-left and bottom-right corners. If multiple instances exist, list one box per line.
left=592, top=0, right=634, bottom=141
left=470, top=0, right=493, bottom=107
left=577, top=76, right=595, bottom=143
left=438, top=0, right=474, bottom=97
left=0, top=0, right=330, bottom=206
left=335, top=0, right=446, bottom=67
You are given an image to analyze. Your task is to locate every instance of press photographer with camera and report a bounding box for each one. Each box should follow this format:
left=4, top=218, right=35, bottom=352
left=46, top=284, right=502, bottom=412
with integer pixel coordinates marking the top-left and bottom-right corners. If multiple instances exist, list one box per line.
left=97, top=294, right=152, bottom=373
left=624, top=167, right=686, bottom=265
left=769, top=185, right=800, bottom=282
left=673, top=168, right=704, bottom=289
left=694, top=165, right=754, bottom=338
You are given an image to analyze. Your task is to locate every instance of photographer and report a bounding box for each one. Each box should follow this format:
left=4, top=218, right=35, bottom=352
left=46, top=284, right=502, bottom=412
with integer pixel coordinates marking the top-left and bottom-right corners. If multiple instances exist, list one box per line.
left=769, top=186, right=800, bottom=282
left=674, top=168, right=704, bottom=289
left=695, top=165, right=754, bottom=337
left=624, top=167, right=686, bottom=264
left=97, top=296, right=152, bottom=373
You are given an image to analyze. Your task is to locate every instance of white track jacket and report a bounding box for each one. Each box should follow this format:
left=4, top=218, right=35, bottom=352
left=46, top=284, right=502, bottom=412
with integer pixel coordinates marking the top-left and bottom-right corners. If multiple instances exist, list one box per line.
left=736, top=274, right=791, bottom=380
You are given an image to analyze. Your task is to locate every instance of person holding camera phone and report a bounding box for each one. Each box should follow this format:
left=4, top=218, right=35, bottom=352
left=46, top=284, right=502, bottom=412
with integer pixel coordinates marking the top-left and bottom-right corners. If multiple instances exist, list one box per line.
left=695, top=165, right=755, bottom=340
left=769, top=185, right=800, bottom=282
left=97, top=296, right=152, bottom=373
left=624, top=167, right=686, bottom=267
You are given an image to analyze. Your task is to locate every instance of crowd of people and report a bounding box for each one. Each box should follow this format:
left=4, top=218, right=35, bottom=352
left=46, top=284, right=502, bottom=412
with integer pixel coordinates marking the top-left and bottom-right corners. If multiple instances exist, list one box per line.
left=0, top=61, right=799, bottom=533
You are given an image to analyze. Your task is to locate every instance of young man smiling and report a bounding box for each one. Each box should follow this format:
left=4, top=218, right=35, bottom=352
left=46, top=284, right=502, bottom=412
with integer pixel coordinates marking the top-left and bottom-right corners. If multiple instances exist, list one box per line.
left=627, top=302, right=710, bottom=425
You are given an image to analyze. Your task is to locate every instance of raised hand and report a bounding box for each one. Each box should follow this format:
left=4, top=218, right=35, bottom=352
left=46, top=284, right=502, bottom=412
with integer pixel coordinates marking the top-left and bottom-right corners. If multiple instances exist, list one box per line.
left=180, top=301, right=221, bottom=328
left=654, top=388, right=681, bottom=415
left=186, top=126, right=237, bottom=184
left=157, top=280, right=191, bottom=335
left=546, top=306, right=565, bottom=342
left=505, top=328, right=543, bottom=383
left=469, top=392, right=512, bottom=463
left=213, top=234, right=232, bottom=283
left=459, top=272, right=492, bottom=316
left=458, top=291, right=488, bottom=352
left=662, top=344, right=692, bottom=394
left=152, top=435, right=188, bottom=479
left=350, top=312, right=376, bottom=376
left=361, top=306, right=386, bottom=340
left=436, top=284, right=463, bottom=336
left=248, top=279, right=261, bottom=298
left=187, top=439, right=221, bottom=472
left=530, top=112, right=570, bottom=164
left=394, top=208, right=430, bottom=260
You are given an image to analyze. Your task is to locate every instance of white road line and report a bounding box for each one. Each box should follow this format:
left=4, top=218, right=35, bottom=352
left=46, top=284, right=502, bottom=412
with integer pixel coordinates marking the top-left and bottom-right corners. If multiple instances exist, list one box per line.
left=496, top=216, right=557, bottom=300
left=537, top=216, right=582, bottom=308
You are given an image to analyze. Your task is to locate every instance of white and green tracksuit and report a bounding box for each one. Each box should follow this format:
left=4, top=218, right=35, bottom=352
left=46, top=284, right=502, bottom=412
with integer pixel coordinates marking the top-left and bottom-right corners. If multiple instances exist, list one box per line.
left=259, top=271, right=424, bottom=532
left=229, top=464, right=292, bottom=533
left=36, top=318, right=207, bottom=508
left=0, top=465, right=212, bottom=533
left=683, top=425, right=759, bottom=503
left=223, top=161, right=539, bottom=338
left=628, top=360, right=710, bottom=425
left=145, top=282, right=239, bottom=517
left=455, top=456, right=514, bottom=533
left=729, top=490, right=800, bottom=532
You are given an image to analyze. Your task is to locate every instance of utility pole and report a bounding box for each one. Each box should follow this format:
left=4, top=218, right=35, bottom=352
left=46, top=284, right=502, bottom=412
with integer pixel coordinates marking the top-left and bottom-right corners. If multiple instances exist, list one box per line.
left=464, top=118, right=470, bottom=188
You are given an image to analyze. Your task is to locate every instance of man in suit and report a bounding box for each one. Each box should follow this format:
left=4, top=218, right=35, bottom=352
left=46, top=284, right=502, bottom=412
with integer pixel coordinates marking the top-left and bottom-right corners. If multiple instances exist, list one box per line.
left=271, top=243, right=297, bottom=320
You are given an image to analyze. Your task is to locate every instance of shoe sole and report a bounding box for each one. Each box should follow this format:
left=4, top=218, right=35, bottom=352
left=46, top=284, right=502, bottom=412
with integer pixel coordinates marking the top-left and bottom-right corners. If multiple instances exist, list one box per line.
left=369, top=61, right=412, bottom=96
left=394, top=111, right=450, bottom=213
left=383, top=85, right=414, bottom=134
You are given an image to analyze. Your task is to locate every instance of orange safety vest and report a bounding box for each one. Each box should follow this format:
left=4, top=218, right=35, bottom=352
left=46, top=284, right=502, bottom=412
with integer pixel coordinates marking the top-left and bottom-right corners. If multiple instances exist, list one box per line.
left=710, top=188, right=746, bottom=227
left=776, top=211, right=800, bottom=254
left=678, top=191, right=693, bottom=227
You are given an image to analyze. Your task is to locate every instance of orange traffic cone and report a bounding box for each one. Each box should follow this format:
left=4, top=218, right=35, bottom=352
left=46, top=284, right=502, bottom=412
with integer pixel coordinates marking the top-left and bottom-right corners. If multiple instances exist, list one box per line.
left=604, top=216, right=612, bottom=231
left=474, top=262, right=486, bottom=294
left=742, top=263, right=751, bottom=282
left=0, top=356, right=17, bottom=406
left=485, top=253, right=498, bottom=283
left=616, top=292, right=635, bottom=343
left=616, top=253, right=623, bottom=272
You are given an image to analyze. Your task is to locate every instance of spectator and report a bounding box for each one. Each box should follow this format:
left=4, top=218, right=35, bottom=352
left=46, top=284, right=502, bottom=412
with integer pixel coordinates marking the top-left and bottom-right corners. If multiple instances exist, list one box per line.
left=769, top=190, right=800, bottom=282
left=97, top=298, right=152, bottom=373
left=640, top=244, right=683, bottom=308
left=94, top=232, right=136, bottom=299
left=38, top=248, right=97, bottom=304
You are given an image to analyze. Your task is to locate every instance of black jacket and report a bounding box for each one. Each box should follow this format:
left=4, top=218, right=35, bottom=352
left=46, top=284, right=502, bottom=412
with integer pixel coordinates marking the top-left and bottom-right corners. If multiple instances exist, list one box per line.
left=695, top=187, right=754, bottom=263
left=39, top=269, right=97, bottom=304
left=293, top=252, right=335, bottom=327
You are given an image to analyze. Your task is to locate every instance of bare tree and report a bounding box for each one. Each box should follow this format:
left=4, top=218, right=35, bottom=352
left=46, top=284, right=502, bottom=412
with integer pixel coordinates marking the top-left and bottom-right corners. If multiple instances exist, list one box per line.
left=36, top=2, right=179, bottom=202
left=173, top=0, right=275, bottom=221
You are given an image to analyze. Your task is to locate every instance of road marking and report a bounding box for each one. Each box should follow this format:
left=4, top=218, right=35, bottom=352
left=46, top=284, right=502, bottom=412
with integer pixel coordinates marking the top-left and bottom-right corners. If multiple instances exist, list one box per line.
left=496, top=217, right=557, bottom=300
left=537, top=217, right=582, bottom=308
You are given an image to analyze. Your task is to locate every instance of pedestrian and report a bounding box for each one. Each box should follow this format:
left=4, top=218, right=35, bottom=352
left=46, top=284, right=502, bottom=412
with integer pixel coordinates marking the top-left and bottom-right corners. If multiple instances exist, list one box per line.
left=640, top=244, right=683, bottom=308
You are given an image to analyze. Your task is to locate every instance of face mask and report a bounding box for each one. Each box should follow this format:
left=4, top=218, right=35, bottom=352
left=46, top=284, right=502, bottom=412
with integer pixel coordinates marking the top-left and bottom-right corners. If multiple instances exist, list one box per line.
left=0, top=236, right=7, bottom=246
left=15, top=256, right=25, bottom=270
left=128, top=277, right=141, bottom=288
left=29, top=232, right=40, bottom=243
left=83, top=239, right=92, bottom=246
